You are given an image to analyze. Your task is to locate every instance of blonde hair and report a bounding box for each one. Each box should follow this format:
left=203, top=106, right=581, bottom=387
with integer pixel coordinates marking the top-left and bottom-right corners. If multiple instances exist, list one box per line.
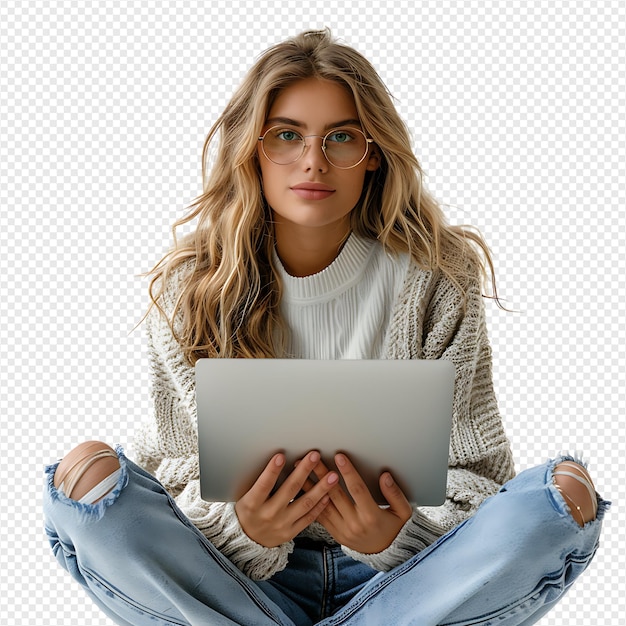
left=147, top=29, right=501, bottom=364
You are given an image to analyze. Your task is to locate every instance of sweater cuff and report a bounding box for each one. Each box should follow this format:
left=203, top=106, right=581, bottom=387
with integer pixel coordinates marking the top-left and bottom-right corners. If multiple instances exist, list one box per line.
left=200, top=502, right=295, bottom=581
left=341, top=509, right=444, bottom=571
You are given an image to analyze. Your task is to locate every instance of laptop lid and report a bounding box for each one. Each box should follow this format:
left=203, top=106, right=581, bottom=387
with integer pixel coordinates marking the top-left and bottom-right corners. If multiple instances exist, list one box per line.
left=196, top=358, right=454, bottom=505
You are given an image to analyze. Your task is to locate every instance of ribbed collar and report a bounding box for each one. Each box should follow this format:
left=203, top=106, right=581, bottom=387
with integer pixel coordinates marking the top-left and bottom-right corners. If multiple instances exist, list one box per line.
left=274, top=233, right=377, bottom=303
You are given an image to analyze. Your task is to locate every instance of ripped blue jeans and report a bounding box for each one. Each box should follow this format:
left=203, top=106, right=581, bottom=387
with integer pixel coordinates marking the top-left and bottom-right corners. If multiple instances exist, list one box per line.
left=43, top=450, right=609, bottom=625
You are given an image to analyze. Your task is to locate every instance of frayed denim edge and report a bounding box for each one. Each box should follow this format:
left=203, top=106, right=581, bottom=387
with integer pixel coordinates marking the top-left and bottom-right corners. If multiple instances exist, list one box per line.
left=44, top=444, right=129, bottom=523
left=547, top=452, right=611, bottom=523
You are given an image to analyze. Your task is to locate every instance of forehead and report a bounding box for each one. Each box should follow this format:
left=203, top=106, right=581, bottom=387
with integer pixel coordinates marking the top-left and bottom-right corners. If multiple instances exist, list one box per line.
left=266, top=78, right=359, bottom=129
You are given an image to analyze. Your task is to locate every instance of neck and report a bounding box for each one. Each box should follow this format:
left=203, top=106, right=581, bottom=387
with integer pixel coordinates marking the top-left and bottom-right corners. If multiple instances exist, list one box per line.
left=274, top=219, right=351, bottom=277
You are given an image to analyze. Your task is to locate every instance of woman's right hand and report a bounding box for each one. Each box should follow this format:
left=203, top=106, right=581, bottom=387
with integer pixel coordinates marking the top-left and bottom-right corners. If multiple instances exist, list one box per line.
left=234, top=451, right=339, bottom=547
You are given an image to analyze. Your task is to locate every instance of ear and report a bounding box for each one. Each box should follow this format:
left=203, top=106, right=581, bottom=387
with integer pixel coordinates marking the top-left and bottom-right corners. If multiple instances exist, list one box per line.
left=365, top=146, right=381, bottom=171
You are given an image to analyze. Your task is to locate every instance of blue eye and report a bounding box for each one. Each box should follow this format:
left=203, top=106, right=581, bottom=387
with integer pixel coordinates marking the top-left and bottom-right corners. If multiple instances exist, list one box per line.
left=276, top=130, right=302, bottom=142
left=327, top=130, right=354, bottom=143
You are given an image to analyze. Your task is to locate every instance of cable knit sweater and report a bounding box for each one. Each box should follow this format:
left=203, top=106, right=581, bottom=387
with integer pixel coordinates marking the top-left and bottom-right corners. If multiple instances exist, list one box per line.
left=133, top=235, right=515, bottom=581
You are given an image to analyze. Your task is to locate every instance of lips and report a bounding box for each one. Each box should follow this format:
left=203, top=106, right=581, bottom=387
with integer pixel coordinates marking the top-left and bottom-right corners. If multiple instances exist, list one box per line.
left=290, top=182, right=336, bottom=201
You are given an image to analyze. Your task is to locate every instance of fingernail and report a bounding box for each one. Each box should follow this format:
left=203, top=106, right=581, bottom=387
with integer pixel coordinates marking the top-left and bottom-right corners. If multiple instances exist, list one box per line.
left=384, top=473, right=394, bottom=487
left=336, top=453, right=346, bottom=466
left=328, top=472, right=339, bottom=485
left=309, top=451, right=320, bottom=463
left=275, top=455, right=285, bottom=467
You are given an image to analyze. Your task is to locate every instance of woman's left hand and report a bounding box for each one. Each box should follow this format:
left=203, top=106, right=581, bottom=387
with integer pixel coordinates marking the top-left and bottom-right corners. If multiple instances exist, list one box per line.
left=302, top=453, right=413, bottom=554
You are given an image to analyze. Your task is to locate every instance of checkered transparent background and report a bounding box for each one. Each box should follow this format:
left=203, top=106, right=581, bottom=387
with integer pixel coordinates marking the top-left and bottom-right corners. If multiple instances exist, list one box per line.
left=2, top=1, right=624, bottom=624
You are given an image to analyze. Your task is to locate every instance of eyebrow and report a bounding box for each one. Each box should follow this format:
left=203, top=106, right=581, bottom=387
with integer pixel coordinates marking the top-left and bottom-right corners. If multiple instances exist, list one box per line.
left=264, top=116, right=362, bottom=130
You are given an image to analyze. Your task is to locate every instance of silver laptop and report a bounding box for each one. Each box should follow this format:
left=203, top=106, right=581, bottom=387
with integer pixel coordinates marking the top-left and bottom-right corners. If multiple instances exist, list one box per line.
left=196, top=359, right=455, bottom=505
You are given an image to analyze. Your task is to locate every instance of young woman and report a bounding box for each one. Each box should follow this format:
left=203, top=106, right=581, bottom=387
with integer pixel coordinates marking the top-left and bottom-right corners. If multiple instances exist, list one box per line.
left=44, top=30, right=608, bottom=625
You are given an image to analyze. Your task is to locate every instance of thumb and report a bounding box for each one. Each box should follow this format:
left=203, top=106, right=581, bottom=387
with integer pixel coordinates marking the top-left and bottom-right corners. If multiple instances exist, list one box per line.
left=380, top=472, right=413, bottom=521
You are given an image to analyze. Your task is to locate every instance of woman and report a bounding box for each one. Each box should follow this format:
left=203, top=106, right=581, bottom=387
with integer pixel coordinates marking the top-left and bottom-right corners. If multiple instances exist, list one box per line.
left=44, top=29, right=607, bottom=625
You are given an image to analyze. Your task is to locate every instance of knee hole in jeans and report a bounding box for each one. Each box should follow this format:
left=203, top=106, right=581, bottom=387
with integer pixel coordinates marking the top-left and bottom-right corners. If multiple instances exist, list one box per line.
left=54, top=440, right=120, bottom=503
left=552, top=461, right=597, bottom=527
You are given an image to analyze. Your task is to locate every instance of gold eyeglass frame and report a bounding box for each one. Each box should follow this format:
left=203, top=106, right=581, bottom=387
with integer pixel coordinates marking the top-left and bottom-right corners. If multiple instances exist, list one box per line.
left=258, top=126, right=374, bottom=169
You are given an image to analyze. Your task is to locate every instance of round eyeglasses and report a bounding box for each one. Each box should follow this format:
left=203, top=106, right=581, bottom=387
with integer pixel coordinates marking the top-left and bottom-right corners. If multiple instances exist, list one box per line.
left=258, top=126, right=374, bottom=169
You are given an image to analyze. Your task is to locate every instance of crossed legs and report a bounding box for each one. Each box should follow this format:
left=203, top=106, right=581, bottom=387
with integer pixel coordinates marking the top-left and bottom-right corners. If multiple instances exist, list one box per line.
left=53, top=441, right=600, bottom=527
left=47, top=443, right=604, bottom=625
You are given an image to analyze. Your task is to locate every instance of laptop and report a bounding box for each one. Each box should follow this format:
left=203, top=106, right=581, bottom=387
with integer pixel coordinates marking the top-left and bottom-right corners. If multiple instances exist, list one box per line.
left=196, top=358, right=455, bottom=505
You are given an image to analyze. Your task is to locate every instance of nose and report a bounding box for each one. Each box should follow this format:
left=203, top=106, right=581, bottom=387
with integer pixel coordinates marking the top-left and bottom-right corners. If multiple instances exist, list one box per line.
left=301, top=135, right=329, bottom=172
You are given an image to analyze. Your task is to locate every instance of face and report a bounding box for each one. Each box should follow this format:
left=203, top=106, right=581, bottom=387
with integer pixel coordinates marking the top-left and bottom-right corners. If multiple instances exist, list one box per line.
left=257, top=77, right=379, bottom=241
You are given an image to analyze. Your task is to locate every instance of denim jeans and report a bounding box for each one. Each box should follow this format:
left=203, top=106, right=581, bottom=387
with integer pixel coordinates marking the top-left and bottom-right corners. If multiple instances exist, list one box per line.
left=43, top=448, right=608, bottom=626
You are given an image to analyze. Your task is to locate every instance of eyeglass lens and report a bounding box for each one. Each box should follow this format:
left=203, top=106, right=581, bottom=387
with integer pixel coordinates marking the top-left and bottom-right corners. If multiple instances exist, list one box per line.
left=261, top=127, right=368, bottom=168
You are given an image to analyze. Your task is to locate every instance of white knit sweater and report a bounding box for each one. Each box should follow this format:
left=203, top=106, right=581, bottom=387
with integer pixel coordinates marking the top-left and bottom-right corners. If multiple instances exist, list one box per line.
left=133, top=234, right=515, bottom=581
left=275, top=234, right=409, bottom=359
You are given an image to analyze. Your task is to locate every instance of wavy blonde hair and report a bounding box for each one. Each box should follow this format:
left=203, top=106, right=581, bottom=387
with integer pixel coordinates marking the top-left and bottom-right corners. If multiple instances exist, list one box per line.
left=147, top=29, right=501, bottom=364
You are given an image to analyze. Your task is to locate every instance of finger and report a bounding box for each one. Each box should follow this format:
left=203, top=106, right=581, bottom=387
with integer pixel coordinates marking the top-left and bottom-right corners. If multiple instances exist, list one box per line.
left=246, top=453, right=286, bottom=504
left=276, top=451, right=327, bottom=503
left=313, top=489, right=341, bottom=524
left=306, top=454, right=338, bottom=481
left=312, top=457, right=330, bottom=472
left=334, top=453, right=376, bottom=510
left=291, top=471, right=339, bottom=523
left=300, top=475, right=316, bottom=493
left=290, top=494, right=332, bottom=536
left=311, top=457, right=351, bottom=506
left=315, top=456, right=358, bottom=522
left=297, top=457, right=335, bottom=494
left=294, top=456, right=326, bottom=477
left=305, top=459, right=344, bottom=524
left=309, top=482, right=346, bottom=539
left=379, top=472, right=413, bottom=521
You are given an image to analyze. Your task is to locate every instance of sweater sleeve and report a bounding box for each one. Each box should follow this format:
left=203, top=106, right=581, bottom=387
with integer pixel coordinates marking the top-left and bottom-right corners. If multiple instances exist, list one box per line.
left=343, top=261, right=516, bottom=571
left=131, top=265, right=294, bottom=581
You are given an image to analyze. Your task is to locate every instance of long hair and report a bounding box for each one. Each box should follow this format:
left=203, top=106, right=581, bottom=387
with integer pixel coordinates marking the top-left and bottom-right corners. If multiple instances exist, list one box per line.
left=147, top=29, right=501, bottom=364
